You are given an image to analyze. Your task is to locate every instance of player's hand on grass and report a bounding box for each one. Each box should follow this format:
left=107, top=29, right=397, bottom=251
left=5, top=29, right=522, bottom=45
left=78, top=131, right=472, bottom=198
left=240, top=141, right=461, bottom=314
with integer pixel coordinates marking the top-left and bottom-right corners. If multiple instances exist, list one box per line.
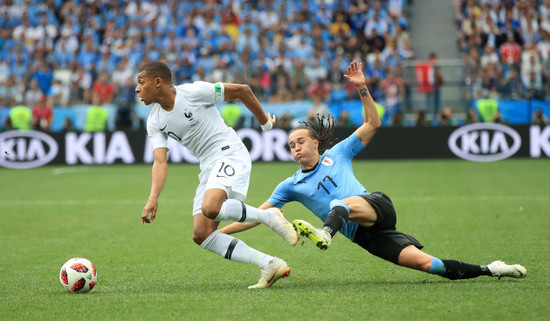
left=344, top=60, right=366, bottom=88
left=142, top=199, right=158, bottom=224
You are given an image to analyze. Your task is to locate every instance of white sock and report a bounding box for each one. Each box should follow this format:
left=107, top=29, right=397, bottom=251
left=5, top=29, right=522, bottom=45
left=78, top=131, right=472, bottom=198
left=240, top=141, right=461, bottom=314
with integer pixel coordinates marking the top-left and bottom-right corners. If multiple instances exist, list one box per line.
left=215, top=199, right=271, bottom=225
left=200, top=231, right=272, bottom=268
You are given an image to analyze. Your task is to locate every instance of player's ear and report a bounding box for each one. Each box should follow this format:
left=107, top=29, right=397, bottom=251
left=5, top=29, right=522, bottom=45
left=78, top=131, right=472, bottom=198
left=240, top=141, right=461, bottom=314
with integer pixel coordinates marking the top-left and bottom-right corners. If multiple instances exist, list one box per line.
left=155, top=77, right=162, bottom=88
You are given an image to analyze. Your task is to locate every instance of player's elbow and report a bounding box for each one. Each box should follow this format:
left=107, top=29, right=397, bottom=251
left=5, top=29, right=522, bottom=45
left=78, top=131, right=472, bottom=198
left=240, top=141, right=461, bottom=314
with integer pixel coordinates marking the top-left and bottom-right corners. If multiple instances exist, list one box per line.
left=231, top=84, right=253, bottom=101
left=365, top=118, right=382, bottom=130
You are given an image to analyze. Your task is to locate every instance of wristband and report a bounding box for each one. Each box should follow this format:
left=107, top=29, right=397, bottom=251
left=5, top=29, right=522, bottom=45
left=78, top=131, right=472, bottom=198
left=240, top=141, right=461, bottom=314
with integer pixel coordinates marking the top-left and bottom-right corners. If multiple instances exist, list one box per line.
left=260, top=121, right=273, bottom=131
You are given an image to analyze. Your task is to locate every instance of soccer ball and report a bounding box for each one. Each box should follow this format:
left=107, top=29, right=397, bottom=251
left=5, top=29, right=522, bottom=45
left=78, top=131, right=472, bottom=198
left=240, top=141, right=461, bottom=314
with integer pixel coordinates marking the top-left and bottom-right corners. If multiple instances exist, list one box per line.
left=59, top=257, right=97, bottom=293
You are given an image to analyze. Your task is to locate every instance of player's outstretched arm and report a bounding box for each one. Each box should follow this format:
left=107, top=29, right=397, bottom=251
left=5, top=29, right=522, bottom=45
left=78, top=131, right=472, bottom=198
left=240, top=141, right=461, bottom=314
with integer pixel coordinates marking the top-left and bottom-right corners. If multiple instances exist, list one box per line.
left=344, top=61, right=381, bottom=146
left=219, top=201, right=274, bottom=234
left=223, top=83, right=276, bottom=130
left=142, top=148, right=168, bottom=224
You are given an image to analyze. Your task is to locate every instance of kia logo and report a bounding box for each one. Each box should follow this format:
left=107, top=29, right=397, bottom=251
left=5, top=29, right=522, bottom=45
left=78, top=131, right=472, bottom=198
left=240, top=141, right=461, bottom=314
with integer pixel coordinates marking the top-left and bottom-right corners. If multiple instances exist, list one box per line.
left=0, top=130, right=59, bottom=169
left=448, top=123, right=521, bottom=162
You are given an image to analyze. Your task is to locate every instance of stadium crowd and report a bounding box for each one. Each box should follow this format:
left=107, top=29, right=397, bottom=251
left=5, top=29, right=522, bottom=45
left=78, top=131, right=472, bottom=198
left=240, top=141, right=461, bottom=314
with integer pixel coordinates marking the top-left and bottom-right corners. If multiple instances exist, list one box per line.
left=456, top=0, right=550, bottom=103
left=0, top=0, right=415, bottom=131
left=0, top=0, right=547, bottom=132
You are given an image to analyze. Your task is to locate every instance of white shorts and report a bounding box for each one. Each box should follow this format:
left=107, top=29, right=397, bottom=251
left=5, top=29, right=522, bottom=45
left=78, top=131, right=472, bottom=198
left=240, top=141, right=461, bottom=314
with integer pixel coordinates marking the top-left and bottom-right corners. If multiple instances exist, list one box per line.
left=192, top=145, right=251, bottom=215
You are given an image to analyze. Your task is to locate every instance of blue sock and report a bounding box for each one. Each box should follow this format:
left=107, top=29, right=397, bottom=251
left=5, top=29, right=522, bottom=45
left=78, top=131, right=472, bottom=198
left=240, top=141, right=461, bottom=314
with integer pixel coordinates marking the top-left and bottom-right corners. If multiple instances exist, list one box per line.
left=428, top=257, right=446, bottom=275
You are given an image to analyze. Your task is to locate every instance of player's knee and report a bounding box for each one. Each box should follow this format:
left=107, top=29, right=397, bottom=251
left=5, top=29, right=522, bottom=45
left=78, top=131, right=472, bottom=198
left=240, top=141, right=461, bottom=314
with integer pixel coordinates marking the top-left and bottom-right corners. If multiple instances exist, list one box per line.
left=201, top=204, right=220, bottom=220
left=192, top=231, right=209, bottom=245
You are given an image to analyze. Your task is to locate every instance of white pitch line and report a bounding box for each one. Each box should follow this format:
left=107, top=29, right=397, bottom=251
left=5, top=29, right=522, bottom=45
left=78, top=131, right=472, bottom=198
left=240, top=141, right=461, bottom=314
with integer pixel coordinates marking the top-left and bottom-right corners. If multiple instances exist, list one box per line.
left=51, top=167, right=93, bottom=175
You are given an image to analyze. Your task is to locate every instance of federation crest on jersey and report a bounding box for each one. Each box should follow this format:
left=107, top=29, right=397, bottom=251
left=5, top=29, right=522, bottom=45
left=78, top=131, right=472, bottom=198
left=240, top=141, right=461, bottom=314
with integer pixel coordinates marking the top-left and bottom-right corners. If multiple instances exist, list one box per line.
left=321, top=156, right=333, bottom=166
left=184, top=109, right=197, bottom=126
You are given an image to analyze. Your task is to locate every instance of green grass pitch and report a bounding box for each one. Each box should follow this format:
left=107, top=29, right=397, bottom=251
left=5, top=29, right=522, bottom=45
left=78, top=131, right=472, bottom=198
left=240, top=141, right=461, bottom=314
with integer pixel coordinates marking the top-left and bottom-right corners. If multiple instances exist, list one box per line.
left=0, top=159, right=549, bottom=321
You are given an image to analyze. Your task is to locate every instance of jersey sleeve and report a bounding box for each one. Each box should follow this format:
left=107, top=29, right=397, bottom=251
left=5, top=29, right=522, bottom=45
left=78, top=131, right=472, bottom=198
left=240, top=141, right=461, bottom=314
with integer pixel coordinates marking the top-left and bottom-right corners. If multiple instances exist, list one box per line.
left=329, top=133, right=365, bottom=158
left=267, top=178, right=293, bottom=209
left=183, top=81, right=225, bottom=105
left=147, top=111, right=168, bottom=149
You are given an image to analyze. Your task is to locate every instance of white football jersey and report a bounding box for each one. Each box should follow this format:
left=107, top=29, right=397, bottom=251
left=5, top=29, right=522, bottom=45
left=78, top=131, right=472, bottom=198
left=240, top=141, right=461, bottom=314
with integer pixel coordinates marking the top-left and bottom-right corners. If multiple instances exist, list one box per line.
left=147, top=81, right=244, bottom=163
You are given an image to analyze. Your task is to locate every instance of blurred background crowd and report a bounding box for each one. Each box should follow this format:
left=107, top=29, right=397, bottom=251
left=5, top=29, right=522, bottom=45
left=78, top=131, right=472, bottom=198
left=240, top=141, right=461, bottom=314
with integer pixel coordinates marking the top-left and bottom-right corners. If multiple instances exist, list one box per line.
left=457, top=0, right=550, bottom=102
left=0, top=0, right=548, bottom=133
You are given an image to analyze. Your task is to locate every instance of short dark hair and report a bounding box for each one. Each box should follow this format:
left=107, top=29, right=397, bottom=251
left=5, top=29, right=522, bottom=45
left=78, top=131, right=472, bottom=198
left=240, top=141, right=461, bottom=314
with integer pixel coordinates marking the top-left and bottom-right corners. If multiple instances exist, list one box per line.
left=291, top=114, right=335, bottom=155
left=139, top=61, right=172, bottom=84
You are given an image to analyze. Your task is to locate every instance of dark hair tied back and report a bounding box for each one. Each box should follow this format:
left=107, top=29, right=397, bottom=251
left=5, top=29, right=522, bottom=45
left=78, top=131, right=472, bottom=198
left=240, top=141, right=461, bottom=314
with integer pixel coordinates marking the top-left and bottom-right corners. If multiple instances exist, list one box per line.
left=295, top=114, right=335, bottom=155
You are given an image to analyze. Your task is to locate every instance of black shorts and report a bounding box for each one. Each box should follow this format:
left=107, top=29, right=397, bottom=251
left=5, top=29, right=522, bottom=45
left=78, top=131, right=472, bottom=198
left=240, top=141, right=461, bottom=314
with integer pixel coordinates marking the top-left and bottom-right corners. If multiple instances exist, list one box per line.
left=352, top=191, right=423, bottom=264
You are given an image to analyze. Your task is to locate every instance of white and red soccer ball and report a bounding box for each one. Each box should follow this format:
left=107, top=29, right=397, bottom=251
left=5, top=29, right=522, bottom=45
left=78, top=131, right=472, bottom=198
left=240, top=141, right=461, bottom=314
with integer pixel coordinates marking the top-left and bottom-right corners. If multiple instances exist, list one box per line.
left=59, top=257, right=97, bottom=293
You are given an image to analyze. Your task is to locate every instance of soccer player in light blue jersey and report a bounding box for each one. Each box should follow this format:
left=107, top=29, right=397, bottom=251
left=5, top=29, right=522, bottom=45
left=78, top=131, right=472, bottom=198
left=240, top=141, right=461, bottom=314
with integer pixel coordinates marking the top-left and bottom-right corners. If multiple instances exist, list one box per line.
left=221, top=61, right=527, bottom=281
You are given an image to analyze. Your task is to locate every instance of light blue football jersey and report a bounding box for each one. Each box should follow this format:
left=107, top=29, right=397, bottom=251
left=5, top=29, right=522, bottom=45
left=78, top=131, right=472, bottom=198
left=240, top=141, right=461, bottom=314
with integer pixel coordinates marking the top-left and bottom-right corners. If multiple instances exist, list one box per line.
left=268, top=133, right=368, bottom=241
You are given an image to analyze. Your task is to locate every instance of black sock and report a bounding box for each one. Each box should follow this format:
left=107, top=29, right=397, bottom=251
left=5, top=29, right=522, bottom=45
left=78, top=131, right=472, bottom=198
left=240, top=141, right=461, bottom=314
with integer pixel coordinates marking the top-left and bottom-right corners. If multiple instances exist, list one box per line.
left=322, top=206, right=349, bottom=237
left=441, top=260, right=492, bottom=280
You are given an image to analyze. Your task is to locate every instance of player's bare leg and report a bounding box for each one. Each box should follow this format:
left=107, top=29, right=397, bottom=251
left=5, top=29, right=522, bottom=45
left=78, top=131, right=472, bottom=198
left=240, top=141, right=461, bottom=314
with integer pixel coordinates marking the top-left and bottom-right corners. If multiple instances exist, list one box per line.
left=196, top=190, right=292, bottom=288
left=203, top=189, right=297, bottom=246
left=398, top=245, right=526, bottom=279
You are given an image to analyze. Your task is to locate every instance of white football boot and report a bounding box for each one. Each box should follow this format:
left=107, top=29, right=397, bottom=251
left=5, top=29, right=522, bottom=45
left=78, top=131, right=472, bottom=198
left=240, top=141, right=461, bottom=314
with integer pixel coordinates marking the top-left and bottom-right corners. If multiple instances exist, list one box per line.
left=266, top=208, right=298, bottom=246
left=487, top=260, right=527, bottom=279
left=248, top=257, right=291, bottom=289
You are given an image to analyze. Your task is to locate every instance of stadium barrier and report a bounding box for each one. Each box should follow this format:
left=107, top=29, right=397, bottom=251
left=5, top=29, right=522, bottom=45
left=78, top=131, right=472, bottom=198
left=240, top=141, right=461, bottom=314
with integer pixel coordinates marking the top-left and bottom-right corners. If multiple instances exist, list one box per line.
left=1, top=124, right=549, bottom=169
left=1, top=98, right=548, bottom=133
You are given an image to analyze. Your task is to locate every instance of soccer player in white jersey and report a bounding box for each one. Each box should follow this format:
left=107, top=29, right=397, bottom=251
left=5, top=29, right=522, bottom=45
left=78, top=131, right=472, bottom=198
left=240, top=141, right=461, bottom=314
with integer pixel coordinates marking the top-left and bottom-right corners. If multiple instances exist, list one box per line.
left=221, top=61, right=527, bottom=281
left=136, top=61, right=298, bottom=289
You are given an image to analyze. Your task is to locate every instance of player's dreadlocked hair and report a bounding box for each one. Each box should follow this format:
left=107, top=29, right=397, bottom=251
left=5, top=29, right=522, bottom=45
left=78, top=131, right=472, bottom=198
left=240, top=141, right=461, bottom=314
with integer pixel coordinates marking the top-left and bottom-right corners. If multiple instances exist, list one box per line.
left=139, top=61, right=173, bottom=84
left=291, top=114, right=335, bottom=155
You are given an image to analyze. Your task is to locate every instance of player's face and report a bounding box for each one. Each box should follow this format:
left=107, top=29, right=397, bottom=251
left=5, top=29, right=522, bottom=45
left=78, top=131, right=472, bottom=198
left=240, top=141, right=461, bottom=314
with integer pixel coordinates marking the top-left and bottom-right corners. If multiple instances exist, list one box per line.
left=135, top=72, right=157, bottom=105
left=288, top=129, right=319, bottom=166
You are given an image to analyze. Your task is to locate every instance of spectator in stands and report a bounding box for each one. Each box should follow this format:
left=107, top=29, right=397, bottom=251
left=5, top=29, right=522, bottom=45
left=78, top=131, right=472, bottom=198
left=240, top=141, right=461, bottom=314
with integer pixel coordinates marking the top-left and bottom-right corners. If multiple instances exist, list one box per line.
left=114, top=77, right=137, bottom=131
left=543, top=47, right=550, bottom=97
left=92, top=72, right=115, bottom=105
left=476, top=90, right=499, bottom=122
left=84, top=96, right=108, bottom=132
left=426, top=52, right=444, bottom=121
left=307, top=90, right=330, bottom=124
left=48, top=79, right=71, bottom=107
left=436, top=107, right=456, bottom=126
left=500, top=66, right=523, bottom=99
left=31, top=95, right=52, bottom=132
left=9, top=105, right=32, bottom=130
left=531, top=109, right=549, bottom=126
left=32, top=62, right=54, bottom=96
left=1, top=117, right=13, bottom=132
left=391, top=110, right=404, bottom=127
left=464, top=107, right=479, bottom=124
left=480, top=45, right=499, bottom=67
left=523, top=70, right=544, bottom=99
left=336, top=109, right=354, bottom=128
left=380, top=67, right=404, bottom=120
left=0, top=75, right=22, bottom=107
left=62, top=117, right=74, bottom=133
left=414, top=110, right=428, bottom=127
left=71, top=64, right=93, bottom=104
left=220, top=101, right=243, bottom=128
left=492, top=110, right=506, bottom=124
left=499, top=34, right=522, bottom=66
left=274, top=112, right=291, bottom=130
left=307, top=77, right=331, bottom=104
left=330, top=12, right=351, bottom=38
left=24, top=79, right=43, bottom=108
